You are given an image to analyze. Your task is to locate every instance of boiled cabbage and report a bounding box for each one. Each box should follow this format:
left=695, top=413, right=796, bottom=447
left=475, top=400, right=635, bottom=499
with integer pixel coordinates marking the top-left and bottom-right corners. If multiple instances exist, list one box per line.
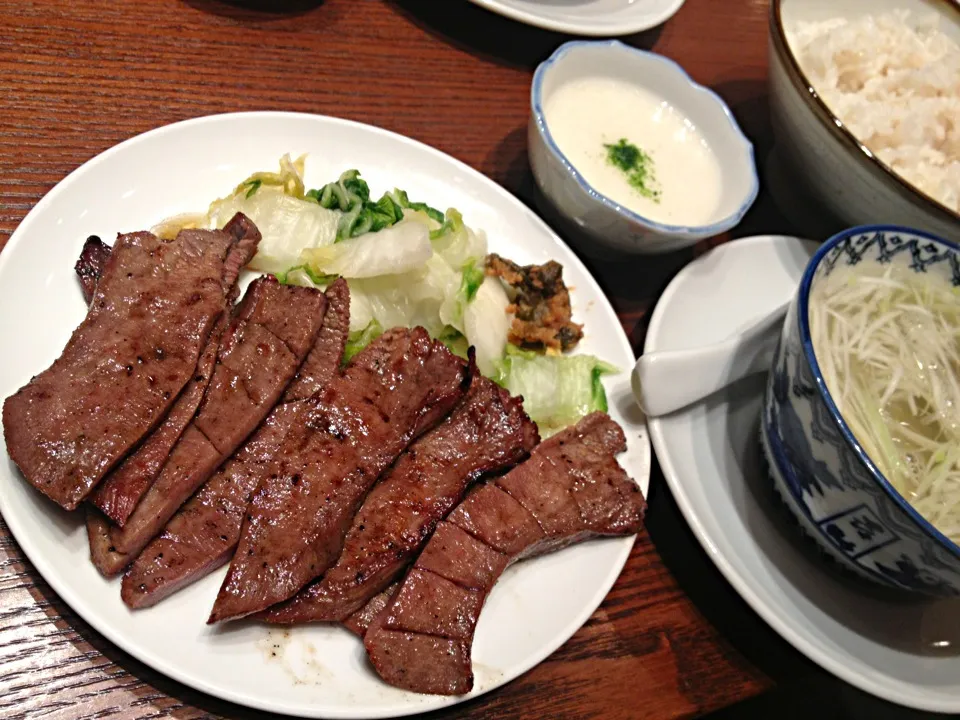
left=495, top=347, right=617, bottom=434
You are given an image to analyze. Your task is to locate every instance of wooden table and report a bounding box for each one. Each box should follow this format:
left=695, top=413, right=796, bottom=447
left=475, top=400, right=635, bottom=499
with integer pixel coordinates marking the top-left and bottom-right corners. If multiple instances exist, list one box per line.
left=0, top=1, right=820, bottom=718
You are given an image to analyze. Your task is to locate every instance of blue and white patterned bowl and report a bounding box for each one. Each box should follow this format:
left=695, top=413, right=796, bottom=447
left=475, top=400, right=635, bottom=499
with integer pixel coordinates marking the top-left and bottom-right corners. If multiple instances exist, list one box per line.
left=761, top=225, right=960, bottom=598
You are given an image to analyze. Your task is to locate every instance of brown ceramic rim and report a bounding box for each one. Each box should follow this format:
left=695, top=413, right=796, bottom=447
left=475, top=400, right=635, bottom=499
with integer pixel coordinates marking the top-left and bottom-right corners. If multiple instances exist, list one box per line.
left=770, top=0, right=960, bottom=226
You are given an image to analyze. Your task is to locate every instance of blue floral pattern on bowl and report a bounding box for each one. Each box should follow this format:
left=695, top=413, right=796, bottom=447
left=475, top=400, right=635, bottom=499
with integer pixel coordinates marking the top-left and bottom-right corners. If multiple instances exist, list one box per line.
left=761, top=226, right=960, bottom=598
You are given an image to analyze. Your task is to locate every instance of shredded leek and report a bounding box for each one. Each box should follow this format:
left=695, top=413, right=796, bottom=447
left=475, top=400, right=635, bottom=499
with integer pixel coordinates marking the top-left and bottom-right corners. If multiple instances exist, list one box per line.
left=810, top=263, right=960, bottom=541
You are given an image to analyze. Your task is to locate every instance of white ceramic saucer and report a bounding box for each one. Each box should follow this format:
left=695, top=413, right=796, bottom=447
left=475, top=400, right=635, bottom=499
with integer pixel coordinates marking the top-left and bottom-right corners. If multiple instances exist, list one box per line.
left=645, top=235, right=960, bottom=713
left=468, top=0, right=685, bottom=36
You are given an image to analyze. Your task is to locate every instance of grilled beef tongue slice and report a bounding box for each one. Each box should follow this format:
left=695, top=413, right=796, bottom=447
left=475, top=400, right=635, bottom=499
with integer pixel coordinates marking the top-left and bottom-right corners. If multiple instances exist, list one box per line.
left=88, top=275, right=328, bottom=576
left=75, top=235, right=112, bottom=305
left=343, top=582, right=398, bottom=637
left=90, top=213, right=261, bottom=527
left=364, top=412, right=646, bottom=696
left=3, top=223, right=247, bottom=511
left=74, top=213, right=260, bottom=308
left=120, top=279, right=349, bottom=608
left=262, top=374, right=539, bottom=624
left=280, top=278, right=350, bottom=404
left=207, top=327, right=470, bottom=624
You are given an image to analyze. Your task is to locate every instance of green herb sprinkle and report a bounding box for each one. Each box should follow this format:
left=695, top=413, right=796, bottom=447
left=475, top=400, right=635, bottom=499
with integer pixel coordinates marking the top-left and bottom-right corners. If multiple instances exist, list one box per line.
left=604, top=138, right=661, bottom=202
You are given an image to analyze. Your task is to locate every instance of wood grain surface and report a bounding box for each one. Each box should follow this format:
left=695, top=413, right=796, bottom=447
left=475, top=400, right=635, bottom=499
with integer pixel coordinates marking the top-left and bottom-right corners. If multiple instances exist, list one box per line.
left=0, top=1, right=804, bottom=718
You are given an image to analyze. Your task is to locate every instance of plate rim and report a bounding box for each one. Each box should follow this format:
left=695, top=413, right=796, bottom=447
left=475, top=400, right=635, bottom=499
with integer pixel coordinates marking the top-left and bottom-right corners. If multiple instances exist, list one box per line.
left=0, top=110, right=651, bottom=718
left=466, top=0, right=686, bottom=36
left=644, top=234, right=960, bottom=714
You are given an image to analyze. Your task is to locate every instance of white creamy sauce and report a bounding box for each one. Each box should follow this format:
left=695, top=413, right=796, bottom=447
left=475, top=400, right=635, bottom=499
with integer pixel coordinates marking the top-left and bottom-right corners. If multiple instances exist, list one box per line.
left=543, top=77, right=723, bottom=226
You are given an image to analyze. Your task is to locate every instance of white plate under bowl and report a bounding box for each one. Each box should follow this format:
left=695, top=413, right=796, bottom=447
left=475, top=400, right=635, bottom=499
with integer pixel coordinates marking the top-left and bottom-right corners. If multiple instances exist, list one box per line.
left=468, top=0, right=685, bottom=36
left=646, top=234, right=960, bottom=713
left=0, top=112, right=651, bottom=719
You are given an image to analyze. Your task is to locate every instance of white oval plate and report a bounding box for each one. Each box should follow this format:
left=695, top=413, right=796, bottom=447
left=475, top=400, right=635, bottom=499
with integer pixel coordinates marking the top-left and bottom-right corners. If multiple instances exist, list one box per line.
left=0, top=112, right=650, bottom=719
left=646, top=235, right=960, bottom=713
left=468, top=0, right=684, bottom=36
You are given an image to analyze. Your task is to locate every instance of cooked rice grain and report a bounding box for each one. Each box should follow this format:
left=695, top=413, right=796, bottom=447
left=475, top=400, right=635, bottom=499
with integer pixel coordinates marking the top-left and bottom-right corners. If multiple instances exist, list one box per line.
left=788, top=11, right=960, bottom=213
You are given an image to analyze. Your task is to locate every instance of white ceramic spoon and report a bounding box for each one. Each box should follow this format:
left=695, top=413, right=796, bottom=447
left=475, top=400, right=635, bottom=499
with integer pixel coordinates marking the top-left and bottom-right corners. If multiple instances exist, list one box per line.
left=632, top=300, right=789, bottom=417
left=630, top=233, right=821, bottom=417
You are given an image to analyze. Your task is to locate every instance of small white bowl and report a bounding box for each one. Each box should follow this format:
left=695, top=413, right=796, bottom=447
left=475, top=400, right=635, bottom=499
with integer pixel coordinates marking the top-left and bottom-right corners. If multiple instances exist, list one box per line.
left=769, top=0, right=960, bottom=239
left=528, top=41, right=759, bottom=255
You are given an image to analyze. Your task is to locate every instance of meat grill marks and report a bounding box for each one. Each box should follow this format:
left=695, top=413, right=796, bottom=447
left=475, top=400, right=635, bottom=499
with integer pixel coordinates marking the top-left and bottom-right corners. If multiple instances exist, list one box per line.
left=364, top=412, right=645, bottom=696
left=3, top=224, right=246, bottom=511
left=88, top=275, right=328, bottom=577
left=121, top=279, right=350, bottom=609
left=263, top=374, right=539, bottom=625
left=89, top=333, right=222, bottom=526
left=90, top=214, right=262, bottom=526
left=208, top=327, right=470, bottom=624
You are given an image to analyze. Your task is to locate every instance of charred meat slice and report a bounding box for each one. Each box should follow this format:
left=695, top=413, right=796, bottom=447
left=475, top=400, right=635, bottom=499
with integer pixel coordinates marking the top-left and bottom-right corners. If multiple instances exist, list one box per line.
left=281, top=278, right=350, bottom=403
left=89, top=331, right=222, bottom=527
left=364, top=412, right=645, bottom=696
left=485, top=253, right=583, bottom=352
left=219, top=213, right=261, bottom=305
left=75, top=235, right=111, bottom=305
left=120, top=280, right=350, bottom=609
left=207, top=327, right=469, bottom=624
left=116, top=405, right=299, bottom=602
left=89, top=276, right=328, bottom=576
left=76, top=213, right=258, bottom=311
left=3, top=224, right=246, bottom=510
left=89, top=214, right=261, bottom=527
left=343, top=582, right=398, bottom=637
left=263, top=374, right=539, bottom=624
